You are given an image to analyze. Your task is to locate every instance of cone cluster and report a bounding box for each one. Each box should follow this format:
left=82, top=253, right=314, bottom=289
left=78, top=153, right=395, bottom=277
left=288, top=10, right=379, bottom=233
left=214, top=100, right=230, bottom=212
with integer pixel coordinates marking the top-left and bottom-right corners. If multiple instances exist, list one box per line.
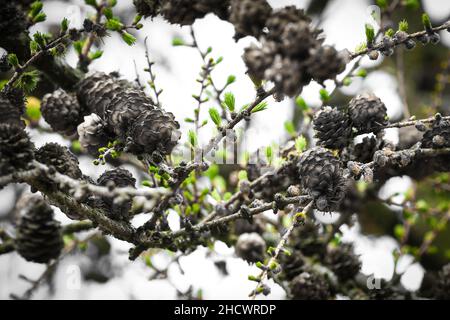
left=243, top=6, right=347, bottom=98
left=312, top=93, right=388, bottom=150
left=134, top=0, right=229, bottom=25
left=76, top=72, right=180, bottom=156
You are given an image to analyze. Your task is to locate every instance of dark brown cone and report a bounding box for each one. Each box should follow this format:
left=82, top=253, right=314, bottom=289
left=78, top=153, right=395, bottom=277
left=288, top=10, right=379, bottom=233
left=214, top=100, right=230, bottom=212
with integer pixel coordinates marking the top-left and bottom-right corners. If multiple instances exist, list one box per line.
left=306, top=46, right=346, bottom=84
left=126, top=108, right=180, bottom=155
left=229, top=0, right=272, bottom=40
left=0, top=124, right=34, bottom=177
left=16, top=195, right=63, bottom=264
left=313, top=106, right=352, bottom=150
left=35, top=143, right=82, bottom=179
left=325, top=243, right=361, bottom=281
left=349, top=93, right=388, bottom=134
left=289, top=270, right=331, bottom=300
left=41, top=88, right=83, bottom=135
left=0, top=90, right=25, bottom=128
left=297, top=147, right=347, bottom=211
left=97, top=168, right=136, bottom=221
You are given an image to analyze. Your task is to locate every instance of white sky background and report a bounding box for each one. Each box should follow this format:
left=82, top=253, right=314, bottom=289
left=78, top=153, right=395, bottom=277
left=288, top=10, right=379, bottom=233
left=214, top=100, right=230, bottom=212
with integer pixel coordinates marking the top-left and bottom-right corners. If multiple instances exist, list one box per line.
left=0, top=0, right=449, bottom=299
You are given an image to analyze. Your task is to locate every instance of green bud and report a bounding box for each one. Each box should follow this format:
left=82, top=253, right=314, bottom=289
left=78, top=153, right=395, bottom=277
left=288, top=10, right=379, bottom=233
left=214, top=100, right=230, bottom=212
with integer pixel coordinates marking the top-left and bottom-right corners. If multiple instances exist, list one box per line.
left=7, top=54, right=19, bottom=67
left=172, top=37, right=185, bottom=46
left=105, top=18, right=124, bottom=31
left=356, top=69, right=367, bottom=78
left=208, top=107, right=221, bottom=127
left=251, top=101, right=268, bottom=113
left=33, top=12, right=47, bottom=23
left=295, top=135, right=307, bottom=153
left=399, top=19, right=409, bottom=32
left=84, top=0, right=97, bottom=7
left=29, top=1, right=44, bottom=17
left=226, top=75, right=236, bottom=86
left=248, top=275, right=261, bottom=282
left=385, top=28, right=395, bottom=38
left=223, top=92, right=235, bottom=112
left=103, top=8, right=113, bottom=20
left=319, top=88, right=330, bottom=102
left=188, top=130, right=197, bottom=147
left=89, top=50, right=103, bottom=60
left=142, top=180, right=152, bottom=187
left=284, top=120, right=296, bottom=137
left=422, top=13, right=432, bottom=31
left=365, top=23, right=375, bottom=44
left=121, top=31, right=136, bottom=46
left=295, top=96, right=309, bottom=111
left=61, top=17, right=69, bottom=33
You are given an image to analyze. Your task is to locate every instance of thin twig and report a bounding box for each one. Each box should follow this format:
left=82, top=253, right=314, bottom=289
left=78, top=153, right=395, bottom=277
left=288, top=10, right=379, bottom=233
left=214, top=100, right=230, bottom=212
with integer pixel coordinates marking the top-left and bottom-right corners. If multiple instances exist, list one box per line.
left=349, top=21, right=450, bottom=59
left=249, top=200, right=314, bottom=299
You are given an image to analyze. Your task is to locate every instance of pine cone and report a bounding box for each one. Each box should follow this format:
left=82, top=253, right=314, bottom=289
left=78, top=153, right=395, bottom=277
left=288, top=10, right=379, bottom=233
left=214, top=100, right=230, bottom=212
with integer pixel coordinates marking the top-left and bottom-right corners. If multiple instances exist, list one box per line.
left=290, top=220, right=326, bottom=257
left=0, top=2, right=27, bottom=45
left=15, top=195, right=63, bottom=264
left=325, top=243, right=361, bottom=281
left=421, top=117, right=450, bottom=149
left=126, top=108, right=181, bottom=155
left=436, top=263, right=450, bottom=299
left=160, top=0, right=230, bottom=26
left=233, top=218, right=265, bottom=236
left=279, top=251, right=305, bottom=281
left=76, top=72, right=180, bottom=156
left=306, top=46, right=347, bottom=84
left=349, top=93, right=388, bottom=134
left=266, top=6, right=312, bottom=41
left=35, top=143, right=82, bottom=179
left=313, top=106, right=352, bottom=149
left=297, top=147, right=347, bottom=211
left=41, top=89, right=83, bottom=135
left=280, top=20, right=321, bottom=58
left=0, top=124, right=34, bottom=176
left=106, top=90, right=156, bottom=139
left=133, top=0, right=162, bottom=17
left=419, top=264, right=450, bottom=300
left=77, top=113, right=111, bottom=155
left=265, top=55, right=307, bottom=98
left=229, top=0, right=272, bottom=40
left=289, top=270, right=331, bottom=300
left=235, top=232, right=266, bottom=263
left=77, top=72, right=137, bottom=118
left=242, top=41, right=277, bottom=82
left=97, top=168, right=136, bottom=221
left=338, top=181, right=362, bottom=216
left=0, top=90, right=25, bottom=128
left=352, top=136, right=381, bottom=163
